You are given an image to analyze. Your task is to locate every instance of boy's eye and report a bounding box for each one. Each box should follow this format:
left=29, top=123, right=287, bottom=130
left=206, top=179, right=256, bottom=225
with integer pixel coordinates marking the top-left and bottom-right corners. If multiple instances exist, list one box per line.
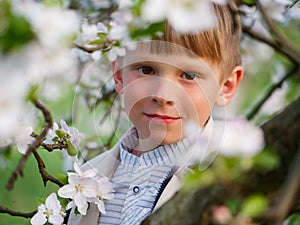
left=182, top=72, right=199, bottom=80
left=138, top=66, right=155, bottom=75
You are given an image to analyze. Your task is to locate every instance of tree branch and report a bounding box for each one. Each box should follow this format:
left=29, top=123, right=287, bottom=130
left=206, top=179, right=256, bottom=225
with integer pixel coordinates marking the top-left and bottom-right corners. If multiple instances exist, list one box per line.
left=246, top=64, right=299, bottom=120
left=257, top=0, right=300, bottom=59
left=242, top=26, right=300, bottom=65
left=6, top=99, right=53, bottom=190
left=0, top=206, right=36, bottom=219
left=73, top=42, right=112, bottom=54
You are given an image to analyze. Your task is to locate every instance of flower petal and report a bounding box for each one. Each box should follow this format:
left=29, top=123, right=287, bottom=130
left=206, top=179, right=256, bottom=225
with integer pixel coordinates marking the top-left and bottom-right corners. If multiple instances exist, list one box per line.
left=66, top=200, right=75, bottom=210
left=77, top=203, right=88, bottom=216
left=96, top=200, right=106, bottom=214
left=45, top=193, right=61, bottom=210
left=82, top=179, right=98, bottom=198
left=68, top=173, right=80, bottom=185
left=48, top=214, right=64, bottom=225
left=58, top=185, right=76, bottom=199
left=73, top=161, right=82, bottom=176
left=74, top=192, right=88, bottom=210
left=30, top=211, right=47, bottom=225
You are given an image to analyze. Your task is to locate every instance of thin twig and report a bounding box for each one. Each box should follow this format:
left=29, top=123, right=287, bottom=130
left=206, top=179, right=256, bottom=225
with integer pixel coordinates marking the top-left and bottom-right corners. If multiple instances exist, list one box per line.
left=246, top=65, right=298, bottom=120
left=6, top=99, right=53, bottom=190
left=73, top=42, right=112, bottom=53
left=0, top=206, right=36, bottom=218
left=242, top=26, right=300, bottom=65
left=257, top=0, right=300, bottom=57
left=32, top=149, right=63, bottom=187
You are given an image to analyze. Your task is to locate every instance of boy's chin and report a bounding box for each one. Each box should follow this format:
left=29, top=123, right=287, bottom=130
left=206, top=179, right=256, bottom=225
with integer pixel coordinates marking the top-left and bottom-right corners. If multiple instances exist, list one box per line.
left=136, top=131, right=184, bottom=150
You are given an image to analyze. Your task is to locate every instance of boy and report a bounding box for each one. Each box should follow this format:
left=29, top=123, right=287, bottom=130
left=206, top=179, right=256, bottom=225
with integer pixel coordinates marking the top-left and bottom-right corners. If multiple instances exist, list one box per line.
left=67, top=1, right=243, bottom=225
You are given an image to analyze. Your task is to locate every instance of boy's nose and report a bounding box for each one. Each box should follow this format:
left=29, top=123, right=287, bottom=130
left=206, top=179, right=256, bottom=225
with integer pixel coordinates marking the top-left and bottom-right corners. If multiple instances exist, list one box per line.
left=151, top=95, right=175, bottom=106
left=150, top=77, right=176, bottom=106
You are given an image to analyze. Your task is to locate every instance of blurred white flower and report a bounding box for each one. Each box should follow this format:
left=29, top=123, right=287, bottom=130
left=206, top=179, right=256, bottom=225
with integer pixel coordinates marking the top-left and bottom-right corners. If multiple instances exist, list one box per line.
left=109, top=8, right=132, bottom=42
left=30, top=193, right=65, bottom=225
left=81, top=20, right=108, bottom=44
left=241, top=37, right=274, bottom=75
left=14, top=126, right=35, bottom=154
left=288, top=2, right=300, bottom=19
left=108, top=47, right=126, bottom=61
left=219, top=118, right=265, bottom=157
left=212, top=205, right=232, bottom=225
left=13, top=1, right=80, bottom=49
left=260, top=0, right=290, bottom=24
left=141, top=0, right=221, bottom=32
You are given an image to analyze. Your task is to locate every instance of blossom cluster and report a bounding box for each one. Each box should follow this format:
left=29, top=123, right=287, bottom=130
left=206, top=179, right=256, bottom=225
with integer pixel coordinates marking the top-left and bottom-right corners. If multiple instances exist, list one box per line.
left=58, top=162, right=114, bottom=215
left=44, top=119, right=84, bottom=157
left=30, top=162, right=114, bottom=225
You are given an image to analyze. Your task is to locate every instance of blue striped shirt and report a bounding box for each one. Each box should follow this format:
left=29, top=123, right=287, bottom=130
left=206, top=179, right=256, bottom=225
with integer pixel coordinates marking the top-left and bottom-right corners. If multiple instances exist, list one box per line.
left=99, top=128, right=193, bottom=225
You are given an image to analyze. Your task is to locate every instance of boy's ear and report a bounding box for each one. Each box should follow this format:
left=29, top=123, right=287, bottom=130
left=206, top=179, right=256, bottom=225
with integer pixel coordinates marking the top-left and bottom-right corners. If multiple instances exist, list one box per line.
left=216, top=66, right=243, bottom=107
left=111, top=61, right=123, bottom=94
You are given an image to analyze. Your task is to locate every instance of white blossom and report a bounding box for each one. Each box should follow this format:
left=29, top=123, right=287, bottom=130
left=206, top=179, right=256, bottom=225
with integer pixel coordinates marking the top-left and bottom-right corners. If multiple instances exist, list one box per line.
left=260, top=0, right=291, bottom=24
left=58, top=171, right=98, bottom=215
left=30, top=193, right=65, bottom=225
left=13, top=1, right=80, bottom=49
left=89, top=177, right=115, bottom=214
left=14, top=126, right=35, bottom=154
left=58, top=162, right=114, bottom=215
left=141, top=0, right=222, bottom=33
left=107, top=47, right=126, bottom=61
left=44, top=119, right=84, bottom=150
left=219, top=118, right=265, bottom=157
left=80, top=20, right=108, bottom=44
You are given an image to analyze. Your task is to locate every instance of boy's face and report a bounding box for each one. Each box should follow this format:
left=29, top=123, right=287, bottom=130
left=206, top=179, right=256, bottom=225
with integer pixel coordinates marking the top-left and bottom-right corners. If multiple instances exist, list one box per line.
left=113, top=44, right=242, bottom=151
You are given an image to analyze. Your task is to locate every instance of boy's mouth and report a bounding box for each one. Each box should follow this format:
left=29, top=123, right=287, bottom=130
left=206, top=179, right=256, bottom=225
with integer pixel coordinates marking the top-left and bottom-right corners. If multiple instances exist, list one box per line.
left=144, top=113, right=181, bottom=125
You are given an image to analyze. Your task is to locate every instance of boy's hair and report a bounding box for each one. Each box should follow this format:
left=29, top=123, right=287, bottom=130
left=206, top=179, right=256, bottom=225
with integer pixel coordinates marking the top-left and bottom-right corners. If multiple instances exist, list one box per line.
left=153, top=1, right=242, bottom=80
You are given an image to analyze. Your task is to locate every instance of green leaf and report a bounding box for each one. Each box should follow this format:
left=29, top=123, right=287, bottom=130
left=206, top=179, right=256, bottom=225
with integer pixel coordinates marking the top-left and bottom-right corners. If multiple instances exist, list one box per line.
left=241, top=194, right=268, bottom=218
left=253, top=149, right=280, bottom=171
left=130, top=22, right=165, bottom=39
left=0, top=0, right=35, bottom=53
left=42, top=0, right=64, bottom=7
left=242, top=0, right=256, bottom=5
left=55, top=173, right=68, bottom=185
left=182, top=167, right=216, bottom=191
left=27, top=85, right=39, bottom=101
left=35, top=196, right=46, bottom=206
left=66, top=142, right=77, bottom=156
left=226, top=197, right=242, bottom=215
left=55, top=129, right=65, bottom=138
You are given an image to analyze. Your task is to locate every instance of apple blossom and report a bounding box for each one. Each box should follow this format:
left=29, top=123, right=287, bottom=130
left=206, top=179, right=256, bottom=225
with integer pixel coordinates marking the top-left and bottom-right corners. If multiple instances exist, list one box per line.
left=44, top=119, right=84, bottom=155
left=218, top=118, right=265, bottom=157
left=58, top=170, right=98, bottom=215
left=107, top=47, right=126, bottom=61
left=88, top=177, right=115, bottom=214
left=58, top=162, right=114, bottom=215
left=141, top=0, right=226, bottom=33
left=14, top=126, right=35, bottom=154
left=30, top=193, right=65, bottom=225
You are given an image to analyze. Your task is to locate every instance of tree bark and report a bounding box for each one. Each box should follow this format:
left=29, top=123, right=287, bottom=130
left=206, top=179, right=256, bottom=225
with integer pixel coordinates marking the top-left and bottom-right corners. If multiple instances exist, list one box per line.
left=142, top=97, right=300, bottom=225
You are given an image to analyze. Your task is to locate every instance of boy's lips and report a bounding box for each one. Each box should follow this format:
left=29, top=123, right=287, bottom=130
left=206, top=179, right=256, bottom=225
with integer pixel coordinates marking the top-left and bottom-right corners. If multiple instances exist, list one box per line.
left=144, top=113, right=181, bottom=125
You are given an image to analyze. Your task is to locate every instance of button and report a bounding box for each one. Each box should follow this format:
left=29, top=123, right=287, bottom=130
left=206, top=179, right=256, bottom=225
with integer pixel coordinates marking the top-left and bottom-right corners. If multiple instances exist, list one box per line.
left=133, top=186, right=140, bottom=194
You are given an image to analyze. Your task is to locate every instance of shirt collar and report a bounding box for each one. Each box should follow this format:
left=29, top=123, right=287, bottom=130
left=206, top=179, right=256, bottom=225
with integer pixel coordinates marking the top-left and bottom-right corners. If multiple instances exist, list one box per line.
left=119, top=117, right=214, bottom=167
